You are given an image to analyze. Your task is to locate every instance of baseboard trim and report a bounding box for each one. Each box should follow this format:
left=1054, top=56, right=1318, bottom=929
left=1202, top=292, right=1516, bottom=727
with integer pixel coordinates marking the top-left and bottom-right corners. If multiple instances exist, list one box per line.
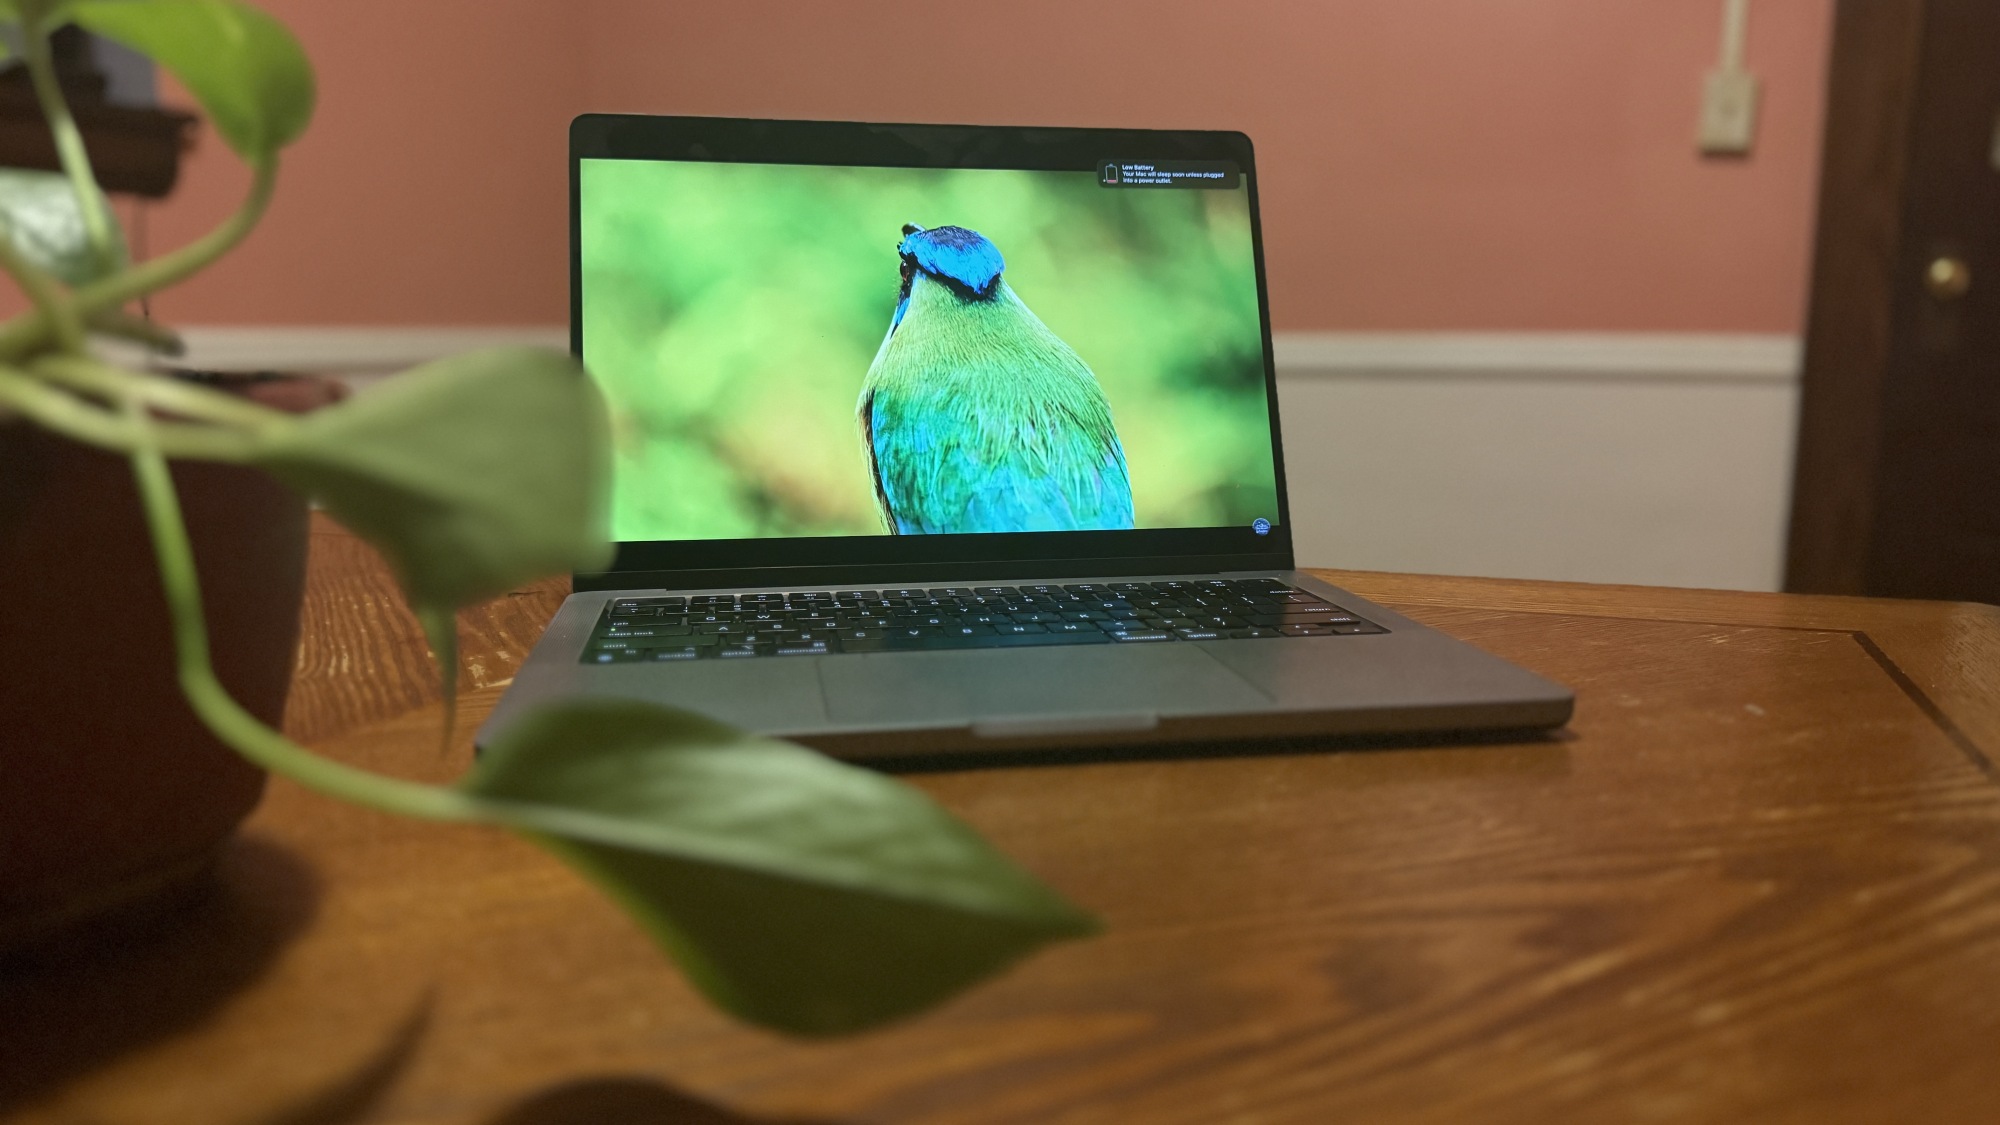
left=168, top=326, right=569, bottom=375
left=156, top=327, right=1803, bottom=386
left=1272, top=332, right=1801, bottom=383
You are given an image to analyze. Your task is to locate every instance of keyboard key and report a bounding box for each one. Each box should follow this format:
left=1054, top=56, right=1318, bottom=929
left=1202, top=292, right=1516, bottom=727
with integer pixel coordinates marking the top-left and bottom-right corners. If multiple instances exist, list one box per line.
left=1174, top=628, right=1226, bottom=641
left=1108, top=630, right=1173, bottom=642
left=995, top=622, right=1046, bottom=634
left=833, top=590, right=879, bottom=599
left=774, top=642, right=833, bottom=656
left=619, top=629, right=698, bottom=644
left=896, top=614, right=956, bottom=628
left=1047, top=621, right=1096, bottom=633
left=715, top=644, right=767, bottom=658
left=974, top=586, right=1018, bottom=596
left=1251, top=613, right=1365, bottom=629
left=1332, top=623, right=1389, bottom=635
left=1229, top=627, right=1284, bottom=639
left=647, top=646, right=704, bottom=660
left=1279, top=623, right=1334, bottom=637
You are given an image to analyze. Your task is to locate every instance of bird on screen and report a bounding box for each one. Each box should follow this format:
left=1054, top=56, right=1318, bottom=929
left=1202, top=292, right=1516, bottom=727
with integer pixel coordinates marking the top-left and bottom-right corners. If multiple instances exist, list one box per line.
left=858, top=223, right=1134, bottom=535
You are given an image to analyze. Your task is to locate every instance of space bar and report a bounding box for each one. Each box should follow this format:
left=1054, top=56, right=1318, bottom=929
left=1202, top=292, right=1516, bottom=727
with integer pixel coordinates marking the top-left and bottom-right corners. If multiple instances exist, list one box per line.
left=841, top=631, right=1113, bottom=653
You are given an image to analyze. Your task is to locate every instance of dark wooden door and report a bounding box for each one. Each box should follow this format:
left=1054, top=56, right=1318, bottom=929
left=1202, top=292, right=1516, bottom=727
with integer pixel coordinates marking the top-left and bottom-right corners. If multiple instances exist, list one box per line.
left=1786, top=0, right=2000, bottom=602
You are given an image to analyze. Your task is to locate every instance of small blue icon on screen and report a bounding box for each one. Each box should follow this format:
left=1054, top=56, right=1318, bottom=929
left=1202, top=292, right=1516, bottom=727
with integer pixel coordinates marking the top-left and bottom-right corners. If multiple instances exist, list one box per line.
left=1251, top=517, right=1271, bottom=536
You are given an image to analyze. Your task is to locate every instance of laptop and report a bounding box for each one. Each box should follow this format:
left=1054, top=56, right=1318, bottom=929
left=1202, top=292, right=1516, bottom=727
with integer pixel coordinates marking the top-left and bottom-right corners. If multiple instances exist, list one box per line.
left=478, top=114, right=1572, bottom=765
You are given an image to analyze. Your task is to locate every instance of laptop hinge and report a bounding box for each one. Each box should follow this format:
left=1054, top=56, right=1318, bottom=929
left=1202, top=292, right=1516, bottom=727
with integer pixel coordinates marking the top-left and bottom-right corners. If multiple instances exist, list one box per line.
left=573, top=552, right=1294, bottom=593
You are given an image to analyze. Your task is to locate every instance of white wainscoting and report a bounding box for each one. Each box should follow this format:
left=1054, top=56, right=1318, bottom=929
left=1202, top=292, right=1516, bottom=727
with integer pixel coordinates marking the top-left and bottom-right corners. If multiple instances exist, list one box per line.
left=166, top=327, right=1803, bottom=592
left=1275, top=333, right=1801, bottom=591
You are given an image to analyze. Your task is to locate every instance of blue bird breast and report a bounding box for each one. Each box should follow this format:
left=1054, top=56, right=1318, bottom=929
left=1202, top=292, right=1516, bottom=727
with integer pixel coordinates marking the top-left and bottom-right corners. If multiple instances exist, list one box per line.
left=861, top=224, right=1135, bottom=535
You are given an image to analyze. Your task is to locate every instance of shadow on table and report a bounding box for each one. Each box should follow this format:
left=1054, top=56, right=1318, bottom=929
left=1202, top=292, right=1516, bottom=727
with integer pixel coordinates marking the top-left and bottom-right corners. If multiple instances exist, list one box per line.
left=487, top=1077, right=844, bottom=1125
left=238, top=995, right=431, bottom=1125
left=0, top=836, right=320, bottom=1115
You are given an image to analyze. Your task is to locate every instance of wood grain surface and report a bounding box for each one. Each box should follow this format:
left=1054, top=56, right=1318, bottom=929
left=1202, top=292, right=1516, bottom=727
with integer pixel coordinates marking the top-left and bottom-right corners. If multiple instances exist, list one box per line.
left=7, top=513, right=2000, bottom=1125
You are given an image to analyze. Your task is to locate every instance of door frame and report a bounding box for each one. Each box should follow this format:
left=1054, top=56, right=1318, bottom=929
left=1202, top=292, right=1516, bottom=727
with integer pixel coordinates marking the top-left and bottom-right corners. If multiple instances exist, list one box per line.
left=1784, top=0, right=1929, bottom=594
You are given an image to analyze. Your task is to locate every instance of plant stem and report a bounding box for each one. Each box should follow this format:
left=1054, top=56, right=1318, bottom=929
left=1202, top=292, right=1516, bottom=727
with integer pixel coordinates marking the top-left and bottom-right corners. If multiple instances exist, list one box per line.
left=87, top=307, right=185, bottom=355
left=83, top=156, right=277, bottom=316
left=20, top=12, right=121, bottom=280
left=123, top=400, right=480, bottom=825
left=0, top=364, right=257, bottom=461
left=35, top=353, right=293, bottom=432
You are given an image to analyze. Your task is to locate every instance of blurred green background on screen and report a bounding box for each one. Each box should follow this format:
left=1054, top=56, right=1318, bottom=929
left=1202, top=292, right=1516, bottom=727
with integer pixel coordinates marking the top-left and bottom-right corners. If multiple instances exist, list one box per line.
left=579, top=160, right=1279, bottom=541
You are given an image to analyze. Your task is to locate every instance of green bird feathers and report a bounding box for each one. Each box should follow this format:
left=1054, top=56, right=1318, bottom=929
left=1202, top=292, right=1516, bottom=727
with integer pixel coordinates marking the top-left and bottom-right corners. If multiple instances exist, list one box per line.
left=858, top=224, right=1135, bottom=535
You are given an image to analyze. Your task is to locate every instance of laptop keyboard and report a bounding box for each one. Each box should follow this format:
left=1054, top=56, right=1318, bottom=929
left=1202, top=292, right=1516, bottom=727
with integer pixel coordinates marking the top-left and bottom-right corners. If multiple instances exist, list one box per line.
left=580, top=578, right=1386, bottom=662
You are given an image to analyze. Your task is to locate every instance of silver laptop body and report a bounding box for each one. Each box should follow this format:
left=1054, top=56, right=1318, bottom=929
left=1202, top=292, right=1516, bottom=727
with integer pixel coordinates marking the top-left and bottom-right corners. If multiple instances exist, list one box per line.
left=480, top=115, right=1571, bottom=765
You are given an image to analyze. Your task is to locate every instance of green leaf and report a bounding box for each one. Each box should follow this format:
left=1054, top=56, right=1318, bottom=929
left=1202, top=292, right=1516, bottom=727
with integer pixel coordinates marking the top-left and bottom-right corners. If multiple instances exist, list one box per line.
left=71, top=0, right=314, bottom=159
left=0, top=166, right=124, bottom=284
left=466, top=699, right=1098, bottom=1035
left=255, top=346, right=613, bottom=611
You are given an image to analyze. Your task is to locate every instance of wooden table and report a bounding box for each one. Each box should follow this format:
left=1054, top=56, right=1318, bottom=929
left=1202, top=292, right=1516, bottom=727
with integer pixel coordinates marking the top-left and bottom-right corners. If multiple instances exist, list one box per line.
left=8, top=515, right=2000, bottom=1125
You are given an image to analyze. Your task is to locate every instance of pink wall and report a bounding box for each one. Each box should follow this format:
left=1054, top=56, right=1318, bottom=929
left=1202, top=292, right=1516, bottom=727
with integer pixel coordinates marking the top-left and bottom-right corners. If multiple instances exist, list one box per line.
left=92, top=1, right=1833, bottom=331
left=138, top=0, right=585, bottom=326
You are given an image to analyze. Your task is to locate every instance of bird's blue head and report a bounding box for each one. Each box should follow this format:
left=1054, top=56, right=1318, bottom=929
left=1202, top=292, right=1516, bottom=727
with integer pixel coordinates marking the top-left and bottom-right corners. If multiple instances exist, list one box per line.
left=894, top=224, right=1004, bottom=325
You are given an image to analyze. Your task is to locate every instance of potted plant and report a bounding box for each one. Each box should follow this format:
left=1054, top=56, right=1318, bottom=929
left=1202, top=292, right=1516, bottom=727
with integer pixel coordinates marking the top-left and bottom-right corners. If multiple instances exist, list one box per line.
left=0, top=0, right=1093, bottom=1036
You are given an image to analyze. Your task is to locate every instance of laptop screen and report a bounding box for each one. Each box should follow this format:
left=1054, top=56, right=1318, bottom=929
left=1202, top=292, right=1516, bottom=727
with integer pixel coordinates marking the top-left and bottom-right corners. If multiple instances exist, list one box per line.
left=577, top=155, right=1283, bottom=549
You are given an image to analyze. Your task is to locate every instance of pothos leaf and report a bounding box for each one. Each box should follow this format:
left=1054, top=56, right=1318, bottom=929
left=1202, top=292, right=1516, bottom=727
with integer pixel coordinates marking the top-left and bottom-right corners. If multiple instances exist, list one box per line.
left=71, top=0, right=314, bottom=159
left=0, top=167, right=126, bottom=285
left=254, top=346, right=613, bottom=612
left=465, top=699, right=1099, bottom=1035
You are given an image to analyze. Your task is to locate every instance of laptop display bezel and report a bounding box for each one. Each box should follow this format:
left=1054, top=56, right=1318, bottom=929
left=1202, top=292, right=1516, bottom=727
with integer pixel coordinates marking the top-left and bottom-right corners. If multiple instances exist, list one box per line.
left=570, top=113, right=1295, bottom=591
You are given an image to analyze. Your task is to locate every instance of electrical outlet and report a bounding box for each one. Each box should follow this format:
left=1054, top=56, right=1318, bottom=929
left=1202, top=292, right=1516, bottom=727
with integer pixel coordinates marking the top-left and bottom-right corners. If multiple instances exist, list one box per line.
left=1699, top=69, right=1760, bottom=155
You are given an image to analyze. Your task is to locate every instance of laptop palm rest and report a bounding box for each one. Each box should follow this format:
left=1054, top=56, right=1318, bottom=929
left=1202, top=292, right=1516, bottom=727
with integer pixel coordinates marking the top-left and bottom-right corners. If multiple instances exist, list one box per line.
left=817, top=645, right=1270, bottom=737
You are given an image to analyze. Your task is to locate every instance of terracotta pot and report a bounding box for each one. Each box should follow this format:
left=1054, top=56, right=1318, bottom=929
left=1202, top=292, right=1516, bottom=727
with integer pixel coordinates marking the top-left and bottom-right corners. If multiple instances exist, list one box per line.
left=0, top=375, right=335, bottom=950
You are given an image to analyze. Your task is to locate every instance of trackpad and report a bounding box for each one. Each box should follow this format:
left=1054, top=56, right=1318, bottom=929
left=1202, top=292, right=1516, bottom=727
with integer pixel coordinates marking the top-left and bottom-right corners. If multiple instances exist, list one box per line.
left=818, top=644, right=1269, bottom=729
